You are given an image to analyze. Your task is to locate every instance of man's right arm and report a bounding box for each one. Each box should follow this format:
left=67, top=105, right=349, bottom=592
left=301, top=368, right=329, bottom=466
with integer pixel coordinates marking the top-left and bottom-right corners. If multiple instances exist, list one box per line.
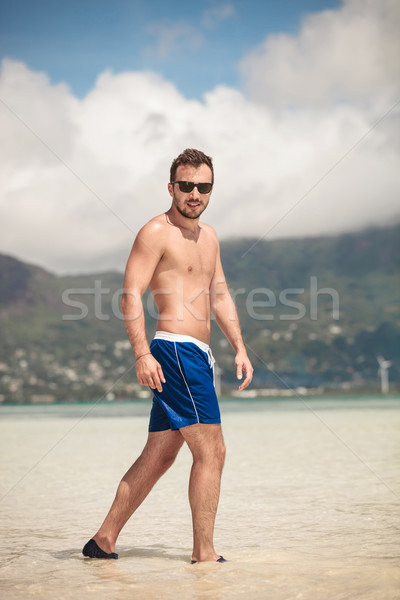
left=121, top=221, right=165, bottom=392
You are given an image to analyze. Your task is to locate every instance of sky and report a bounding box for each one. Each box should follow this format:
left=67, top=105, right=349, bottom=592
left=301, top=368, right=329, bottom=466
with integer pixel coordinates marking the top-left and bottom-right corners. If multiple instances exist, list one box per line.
left=0, top=0, right=399, bottom=274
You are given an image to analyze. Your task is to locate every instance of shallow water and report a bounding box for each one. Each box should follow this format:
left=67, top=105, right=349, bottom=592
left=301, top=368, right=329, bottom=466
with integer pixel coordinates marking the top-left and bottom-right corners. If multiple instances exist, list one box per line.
left=0, top=397, right=399, bottom=600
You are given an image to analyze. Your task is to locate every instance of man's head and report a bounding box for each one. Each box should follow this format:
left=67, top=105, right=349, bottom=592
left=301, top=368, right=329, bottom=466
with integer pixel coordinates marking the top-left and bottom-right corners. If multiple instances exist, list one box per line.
left=168, top=149, right=214, bottom=221
left=170, top=148, right=214, bottom=184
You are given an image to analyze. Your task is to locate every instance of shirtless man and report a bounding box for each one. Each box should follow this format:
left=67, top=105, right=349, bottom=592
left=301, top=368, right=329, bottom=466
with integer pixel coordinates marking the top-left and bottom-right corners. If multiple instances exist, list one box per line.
left=82, top=148, right=253, bottom=563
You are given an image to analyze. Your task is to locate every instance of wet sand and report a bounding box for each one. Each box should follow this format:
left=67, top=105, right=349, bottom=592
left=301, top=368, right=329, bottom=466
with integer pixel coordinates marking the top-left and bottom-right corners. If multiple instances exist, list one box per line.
left=0, top=397, right=399, bottom=599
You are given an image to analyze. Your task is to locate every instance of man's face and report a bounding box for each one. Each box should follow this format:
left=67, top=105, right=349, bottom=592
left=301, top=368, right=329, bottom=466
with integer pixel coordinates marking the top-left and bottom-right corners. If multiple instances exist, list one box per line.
left=168, top=163, right=213, bottom=220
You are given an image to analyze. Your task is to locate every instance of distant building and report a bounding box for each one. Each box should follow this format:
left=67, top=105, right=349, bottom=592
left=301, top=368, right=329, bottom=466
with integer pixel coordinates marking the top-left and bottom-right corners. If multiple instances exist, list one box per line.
left=30, top=394, right=56, bottom=404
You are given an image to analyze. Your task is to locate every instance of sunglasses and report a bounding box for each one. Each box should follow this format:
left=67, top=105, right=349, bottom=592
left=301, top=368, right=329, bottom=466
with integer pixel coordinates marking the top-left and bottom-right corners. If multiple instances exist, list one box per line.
left=171, top=181, right=213, bottom=194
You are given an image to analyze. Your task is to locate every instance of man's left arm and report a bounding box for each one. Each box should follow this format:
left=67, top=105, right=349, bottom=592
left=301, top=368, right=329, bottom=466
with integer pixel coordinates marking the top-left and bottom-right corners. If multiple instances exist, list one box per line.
left=210, top=242, right=253, bottom=391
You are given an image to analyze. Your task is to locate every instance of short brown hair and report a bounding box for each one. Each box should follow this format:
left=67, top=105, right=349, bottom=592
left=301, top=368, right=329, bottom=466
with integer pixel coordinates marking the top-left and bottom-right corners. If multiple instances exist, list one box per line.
left=170, top=148, right=214, bottom=183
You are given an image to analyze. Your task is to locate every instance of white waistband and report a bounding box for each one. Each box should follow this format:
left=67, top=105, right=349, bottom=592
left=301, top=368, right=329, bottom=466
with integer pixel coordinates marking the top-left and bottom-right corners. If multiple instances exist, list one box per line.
left=154, top=331, right=210, bottom=354
left=154, top=331, right=215, bottom=376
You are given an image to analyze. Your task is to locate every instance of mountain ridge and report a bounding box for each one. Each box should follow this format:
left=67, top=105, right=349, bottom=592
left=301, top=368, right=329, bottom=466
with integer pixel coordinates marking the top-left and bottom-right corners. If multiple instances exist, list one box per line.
left=0, top=223, right=399, bottom=402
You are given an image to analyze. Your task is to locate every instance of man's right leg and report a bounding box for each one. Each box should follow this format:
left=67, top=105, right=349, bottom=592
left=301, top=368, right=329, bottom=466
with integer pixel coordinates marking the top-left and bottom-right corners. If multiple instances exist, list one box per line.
left=88, top=429, right=184, bottom=555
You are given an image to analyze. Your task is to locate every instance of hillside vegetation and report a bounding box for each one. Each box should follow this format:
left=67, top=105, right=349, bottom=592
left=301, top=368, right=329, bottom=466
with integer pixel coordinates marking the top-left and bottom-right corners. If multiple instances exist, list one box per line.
left=0, top=224, right=399, bottom=402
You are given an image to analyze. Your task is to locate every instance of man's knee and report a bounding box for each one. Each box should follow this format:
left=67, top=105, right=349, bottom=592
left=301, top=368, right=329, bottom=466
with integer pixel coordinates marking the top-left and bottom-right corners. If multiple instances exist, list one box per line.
left=194, top=440, right=225, bottom=469
left=192, top=429, right=226, bottom=466
left=138, top=448, right=176, bottom=478
left=141, top=433, right=182, bottom=472
left=159, top=448, right=180, bottom=471
left=216, top=438, right=226, bottom=467
left=211, top=426, right=226, bottom=463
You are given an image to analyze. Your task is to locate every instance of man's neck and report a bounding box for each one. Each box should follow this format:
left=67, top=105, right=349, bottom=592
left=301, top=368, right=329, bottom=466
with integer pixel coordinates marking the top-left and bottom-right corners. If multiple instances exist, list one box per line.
left=166, top=207, right=201, bottom=236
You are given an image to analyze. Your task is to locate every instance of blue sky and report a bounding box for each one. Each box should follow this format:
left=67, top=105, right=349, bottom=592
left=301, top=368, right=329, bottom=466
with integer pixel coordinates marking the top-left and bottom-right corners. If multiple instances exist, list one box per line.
left=0, top=0, right=398, bottom=273
left=0, top=0, right=340, bottom=99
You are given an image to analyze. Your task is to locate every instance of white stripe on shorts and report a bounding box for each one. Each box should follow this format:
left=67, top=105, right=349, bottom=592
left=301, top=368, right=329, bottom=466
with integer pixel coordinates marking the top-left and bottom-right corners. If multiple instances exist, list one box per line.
left=172, top=341, right=200, bottom=424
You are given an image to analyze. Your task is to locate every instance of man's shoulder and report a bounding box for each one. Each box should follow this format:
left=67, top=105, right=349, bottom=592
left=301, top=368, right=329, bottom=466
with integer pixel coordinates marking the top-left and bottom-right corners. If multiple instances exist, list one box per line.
left=138, top=214, right=168, bottom=237
left=200, top=222, right=219, bottom=242
left=143, top=213, right=168, bottom=228
left=199, top=221, right=217, bottom=235
left=131, top=214, right=169, bottom=256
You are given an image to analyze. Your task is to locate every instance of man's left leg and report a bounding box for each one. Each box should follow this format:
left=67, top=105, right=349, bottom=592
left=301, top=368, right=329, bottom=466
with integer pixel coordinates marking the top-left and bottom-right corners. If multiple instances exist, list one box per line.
left=179, top=423, right=226, bottom=563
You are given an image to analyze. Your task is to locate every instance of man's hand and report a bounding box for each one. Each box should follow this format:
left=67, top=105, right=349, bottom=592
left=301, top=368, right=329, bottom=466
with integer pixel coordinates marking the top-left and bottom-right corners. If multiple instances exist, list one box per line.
left=136, top=354, right=165, bottom=393
left=235, top=352, right=254, bottom=391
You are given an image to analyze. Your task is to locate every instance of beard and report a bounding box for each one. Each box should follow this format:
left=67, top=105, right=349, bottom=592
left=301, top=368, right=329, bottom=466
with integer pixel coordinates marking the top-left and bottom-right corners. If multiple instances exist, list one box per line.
left=174, top=198, right=208, bottom=220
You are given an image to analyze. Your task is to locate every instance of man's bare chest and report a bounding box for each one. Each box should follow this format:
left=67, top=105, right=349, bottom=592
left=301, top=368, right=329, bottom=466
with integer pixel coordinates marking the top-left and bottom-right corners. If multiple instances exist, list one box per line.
left=159, top=236, right=216, bottom=279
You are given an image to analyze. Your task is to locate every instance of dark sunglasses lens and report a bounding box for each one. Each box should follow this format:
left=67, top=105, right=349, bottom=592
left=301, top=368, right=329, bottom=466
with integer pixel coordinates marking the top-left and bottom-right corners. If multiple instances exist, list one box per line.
left=175, top=181, right=212, bottom=193
left=178, top=181, right=195, bottom=192
left=197, top=183, right=212, bottom=194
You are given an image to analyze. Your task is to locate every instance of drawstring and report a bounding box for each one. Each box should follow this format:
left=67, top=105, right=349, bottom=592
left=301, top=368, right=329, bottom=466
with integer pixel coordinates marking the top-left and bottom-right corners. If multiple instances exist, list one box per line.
left=207, top=347, right=215, bottom=370
left=207, top=348, right=216, bottom=387
left=153, top=331, right=216, bottom=385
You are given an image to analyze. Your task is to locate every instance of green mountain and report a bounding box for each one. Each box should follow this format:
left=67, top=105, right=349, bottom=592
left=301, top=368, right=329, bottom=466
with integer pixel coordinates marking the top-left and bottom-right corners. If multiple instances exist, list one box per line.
left=216, top=225, right=399, bottom=390
left=0, top=224, right=399, bottom=402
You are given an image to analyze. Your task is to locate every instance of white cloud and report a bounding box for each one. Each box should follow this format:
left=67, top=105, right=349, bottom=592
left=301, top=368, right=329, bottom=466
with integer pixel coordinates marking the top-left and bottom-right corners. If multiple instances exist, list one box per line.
left=146, top=3, right=235, bottom=58
left=0, top=0, right=399, bottom=273
left=146, top=21, right=203, bottom=58
left=202, top=3, right=236, bottom=29
left=240, top=0, right=400, bottom=108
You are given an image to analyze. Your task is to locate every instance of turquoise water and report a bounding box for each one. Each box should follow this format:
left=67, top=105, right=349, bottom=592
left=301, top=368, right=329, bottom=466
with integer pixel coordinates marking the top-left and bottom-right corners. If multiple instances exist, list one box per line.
left=0, top=396, right=399, bottom=599
left=0, top=394, right=397, bottom=418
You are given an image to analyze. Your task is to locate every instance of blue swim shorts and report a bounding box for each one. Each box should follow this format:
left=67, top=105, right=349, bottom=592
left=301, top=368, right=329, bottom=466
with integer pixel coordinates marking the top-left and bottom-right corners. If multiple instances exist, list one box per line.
left=148, top=331, right=221, bottom=432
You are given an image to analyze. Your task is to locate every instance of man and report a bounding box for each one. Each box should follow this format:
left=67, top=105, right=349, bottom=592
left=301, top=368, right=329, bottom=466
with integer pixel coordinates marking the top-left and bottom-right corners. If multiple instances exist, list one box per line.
left=82, top=148, right=253, bottom=563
